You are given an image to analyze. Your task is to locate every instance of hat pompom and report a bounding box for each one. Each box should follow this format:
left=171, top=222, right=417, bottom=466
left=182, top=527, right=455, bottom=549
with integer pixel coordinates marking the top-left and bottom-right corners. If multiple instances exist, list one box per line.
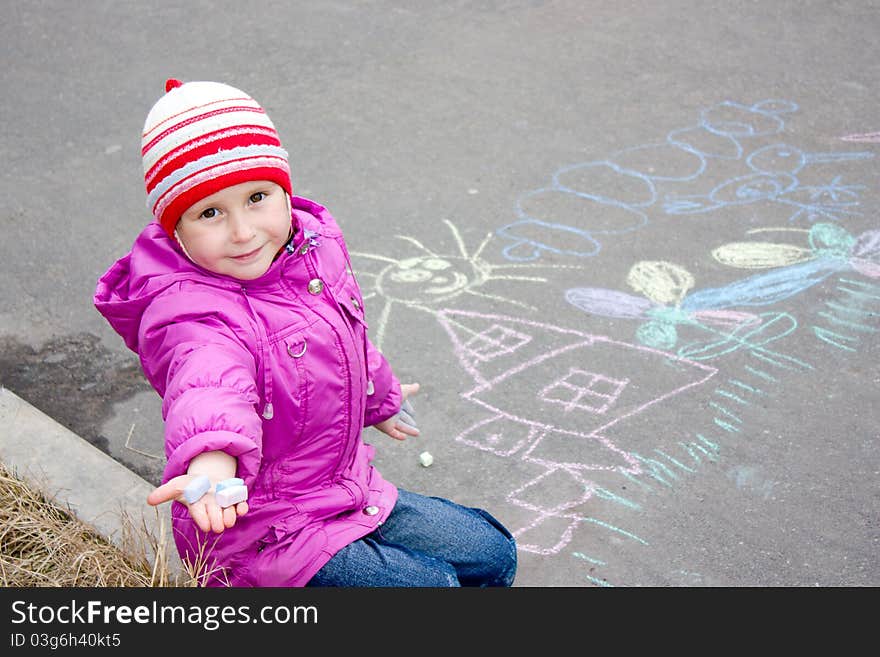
left=165, top=78, right=183, bottom=92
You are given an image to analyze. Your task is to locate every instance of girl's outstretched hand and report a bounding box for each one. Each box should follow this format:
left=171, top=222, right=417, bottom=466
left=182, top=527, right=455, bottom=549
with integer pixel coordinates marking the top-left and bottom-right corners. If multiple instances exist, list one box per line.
left=375, top=382, right=421, bottom=441
left=147, top=474, right=249, bottom=534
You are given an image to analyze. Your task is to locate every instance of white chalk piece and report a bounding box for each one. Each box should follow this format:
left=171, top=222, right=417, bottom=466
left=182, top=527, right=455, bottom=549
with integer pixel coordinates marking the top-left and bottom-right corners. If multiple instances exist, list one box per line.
left=419, top=451, right=433, bottom=467
left=215, top=477, right=244, bottom=493
left=215, top=484, right=248, bottom=508
left=182, top=474, right=211, bottom=504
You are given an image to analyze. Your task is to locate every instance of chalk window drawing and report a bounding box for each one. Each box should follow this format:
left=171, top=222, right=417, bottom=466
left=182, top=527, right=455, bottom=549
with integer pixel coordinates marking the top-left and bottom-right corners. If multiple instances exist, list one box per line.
left=539, top=368, right=628, bottom=414
left=464, top=324, right=532, bottom=362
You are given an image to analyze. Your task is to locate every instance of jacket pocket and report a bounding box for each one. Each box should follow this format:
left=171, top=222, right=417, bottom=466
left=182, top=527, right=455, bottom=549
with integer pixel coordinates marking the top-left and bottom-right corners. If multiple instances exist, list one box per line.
left=236, top=512, right=327, bottom=587
left=266, top=325, right=312, bottom=448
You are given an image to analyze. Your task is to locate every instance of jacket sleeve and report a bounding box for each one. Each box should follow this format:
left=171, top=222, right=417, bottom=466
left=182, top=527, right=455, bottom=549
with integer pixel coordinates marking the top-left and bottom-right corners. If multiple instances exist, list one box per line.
left=138, top=288, right=263, bottom=486
left=363, top=334, right=402, bottom=427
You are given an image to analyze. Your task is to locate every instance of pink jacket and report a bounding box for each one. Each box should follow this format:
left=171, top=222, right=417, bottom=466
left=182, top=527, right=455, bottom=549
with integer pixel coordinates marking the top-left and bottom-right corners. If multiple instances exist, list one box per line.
left=94, top=197, right=401, bottom=586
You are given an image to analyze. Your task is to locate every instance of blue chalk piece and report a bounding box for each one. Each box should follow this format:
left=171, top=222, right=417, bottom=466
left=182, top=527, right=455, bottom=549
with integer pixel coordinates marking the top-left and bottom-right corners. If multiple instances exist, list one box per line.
left=401, top=399, right=415, bottom=417
left=215, top=477, right=244, bottom=493
left=398, top=409, right=417, bottom=430
left=182, top=475, right=211, bottom=504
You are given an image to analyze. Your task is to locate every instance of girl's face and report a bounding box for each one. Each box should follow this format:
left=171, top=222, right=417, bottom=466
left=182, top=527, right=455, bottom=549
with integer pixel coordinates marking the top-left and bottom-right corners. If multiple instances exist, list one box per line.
left=175, top=180, right=291, bottom=280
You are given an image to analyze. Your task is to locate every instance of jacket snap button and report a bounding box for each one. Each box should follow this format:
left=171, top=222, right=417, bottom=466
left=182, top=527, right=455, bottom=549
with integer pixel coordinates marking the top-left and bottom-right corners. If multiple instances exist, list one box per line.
left=308, top=278, right=324, bottom=295
left=300, top=244, right=309, bottom=255
left=362, top=505, right=379, bottom=516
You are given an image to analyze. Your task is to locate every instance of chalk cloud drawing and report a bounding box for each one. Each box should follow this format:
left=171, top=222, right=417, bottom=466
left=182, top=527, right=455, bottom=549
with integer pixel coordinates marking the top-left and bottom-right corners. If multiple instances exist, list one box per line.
left=500, top=100, right=874, bottom=261
left=436, top=309, right=717, bottom=554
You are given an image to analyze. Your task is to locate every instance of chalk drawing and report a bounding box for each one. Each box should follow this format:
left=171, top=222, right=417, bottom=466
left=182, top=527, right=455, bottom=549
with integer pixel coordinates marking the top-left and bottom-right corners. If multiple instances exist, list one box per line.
left=350, top=219, right=585, bottom=349
left=435, top=309, right=716, bottom=554
left=499, top=100, right=874, bottom=261
left=709, top=222, right=880, bottom=351
left=565, top=261, right=811, bottom=368
left=812, top=277, right=880, bottom=351
left=841, top=132, right=880, bottom=143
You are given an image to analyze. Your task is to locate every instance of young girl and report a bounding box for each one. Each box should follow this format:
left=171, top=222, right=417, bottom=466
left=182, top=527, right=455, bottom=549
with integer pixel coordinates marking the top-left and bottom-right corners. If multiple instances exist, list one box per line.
left=94, top=79, right=516, bottom=587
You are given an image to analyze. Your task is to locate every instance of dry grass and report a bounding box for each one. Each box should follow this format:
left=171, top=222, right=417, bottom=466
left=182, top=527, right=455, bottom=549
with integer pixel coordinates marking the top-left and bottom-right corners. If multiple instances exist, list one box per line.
left=0, top=461, right=197, bottom=587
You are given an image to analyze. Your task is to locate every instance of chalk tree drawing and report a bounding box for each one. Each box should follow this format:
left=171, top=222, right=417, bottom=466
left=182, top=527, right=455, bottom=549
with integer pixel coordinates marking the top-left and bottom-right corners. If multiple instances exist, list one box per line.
left=349, top=219, right=584, bottom=349
left=499, top=100, right=874, bottom=261
left=436, top=309, right=717, bottom=554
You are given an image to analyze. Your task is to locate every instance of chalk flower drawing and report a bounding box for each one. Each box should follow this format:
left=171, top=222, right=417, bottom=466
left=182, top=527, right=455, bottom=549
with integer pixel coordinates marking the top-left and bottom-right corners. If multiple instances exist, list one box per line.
left=566, top=261, right=811, bottom=368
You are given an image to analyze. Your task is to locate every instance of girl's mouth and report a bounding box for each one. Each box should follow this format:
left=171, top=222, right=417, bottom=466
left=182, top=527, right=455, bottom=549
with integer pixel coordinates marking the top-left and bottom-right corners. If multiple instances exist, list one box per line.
left=232, top=246, right=263, bottom=262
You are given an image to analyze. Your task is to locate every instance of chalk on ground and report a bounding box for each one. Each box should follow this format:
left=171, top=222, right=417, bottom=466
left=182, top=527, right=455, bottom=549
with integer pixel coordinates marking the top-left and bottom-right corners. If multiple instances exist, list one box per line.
left=419, top=451, right=433, bottom=467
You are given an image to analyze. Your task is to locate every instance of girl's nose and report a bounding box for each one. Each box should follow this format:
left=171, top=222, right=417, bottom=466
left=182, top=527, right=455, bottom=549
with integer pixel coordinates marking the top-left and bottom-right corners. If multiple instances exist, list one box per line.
left=228, top=211, right=256, bottom=243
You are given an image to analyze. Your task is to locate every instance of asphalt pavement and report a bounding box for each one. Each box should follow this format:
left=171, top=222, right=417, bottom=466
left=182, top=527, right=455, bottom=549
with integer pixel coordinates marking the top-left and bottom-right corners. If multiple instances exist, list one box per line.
left=1, top=0, right=878, bottom=587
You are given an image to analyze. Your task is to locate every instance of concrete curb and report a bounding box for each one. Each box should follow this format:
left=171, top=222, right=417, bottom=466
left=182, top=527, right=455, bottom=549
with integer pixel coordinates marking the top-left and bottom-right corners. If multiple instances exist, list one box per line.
left=0, top=386, right=181, bottom=575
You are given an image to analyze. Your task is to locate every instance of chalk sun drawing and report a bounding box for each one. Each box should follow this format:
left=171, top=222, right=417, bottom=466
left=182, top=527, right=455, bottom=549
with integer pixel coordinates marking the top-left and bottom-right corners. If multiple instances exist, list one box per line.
left=499, top=100, right=874, bottom=261
left=349, top=218, right=584, bottom=349
left=436, top=309, right=717, bottom=554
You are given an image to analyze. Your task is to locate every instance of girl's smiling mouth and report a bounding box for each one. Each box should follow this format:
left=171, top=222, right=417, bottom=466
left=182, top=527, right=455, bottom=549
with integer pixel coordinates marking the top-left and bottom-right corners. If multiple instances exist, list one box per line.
left=232, top=246, right=263, bottom=262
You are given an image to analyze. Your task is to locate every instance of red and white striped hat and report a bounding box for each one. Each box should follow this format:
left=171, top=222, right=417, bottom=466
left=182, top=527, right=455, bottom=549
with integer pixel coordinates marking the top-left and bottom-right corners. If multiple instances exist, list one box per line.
left=142, top=78, right=292, bottom=237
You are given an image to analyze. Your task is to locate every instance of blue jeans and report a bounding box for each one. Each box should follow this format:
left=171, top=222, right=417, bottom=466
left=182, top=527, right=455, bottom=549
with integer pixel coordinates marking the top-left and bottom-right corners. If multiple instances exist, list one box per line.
left=306, top=489, right=517, bottom=587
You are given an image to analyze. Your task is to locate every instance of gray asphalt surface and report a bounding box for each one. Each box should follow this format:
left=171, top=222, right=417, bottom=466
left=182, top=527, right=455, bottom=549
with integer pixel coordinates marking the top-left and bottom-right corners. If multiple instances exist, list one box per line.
left=2, top=0, right=878, bottom=587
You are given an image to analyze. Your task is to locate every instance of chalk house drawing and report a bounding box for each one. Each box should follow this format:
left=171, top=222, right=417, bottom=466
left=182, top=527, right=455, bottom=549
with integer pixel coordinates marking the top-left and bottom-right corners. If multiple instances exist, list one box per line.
left=436, top=310, right=717, bottom=555
left=350, top=223, right=718, bottom=555
left=499, top=100, right=875, bottom=261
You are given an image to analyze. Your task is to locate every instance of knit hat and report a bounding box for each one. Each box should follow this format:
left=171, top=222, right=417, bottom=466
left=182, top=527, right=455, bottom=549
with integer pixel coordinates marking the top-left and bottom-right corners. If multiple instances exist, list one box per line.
left=142, top=78, right=292, bottom=237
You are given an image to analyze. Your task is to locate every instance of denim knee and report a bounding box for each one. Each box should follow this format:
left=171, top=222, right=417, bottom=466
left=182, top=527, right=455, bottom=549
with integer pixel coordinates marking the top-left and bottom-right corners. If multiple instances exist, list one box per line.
left=470, top=508, right=518, bottom=587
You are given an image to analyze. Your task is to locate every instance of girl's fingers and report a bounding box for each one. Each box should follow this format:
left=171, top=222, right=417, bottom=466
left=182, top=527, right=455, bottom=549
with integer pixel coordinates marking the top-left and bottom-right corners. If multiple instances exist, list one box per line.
left=207, top=503, right=225, bottom=533
left=146, top=476, right=187, bottom=506
left=396, top=420, right=420, bottom=437
left=189, top=503, right=211, bottom=533
left=222, top=504, right=238, bottom=528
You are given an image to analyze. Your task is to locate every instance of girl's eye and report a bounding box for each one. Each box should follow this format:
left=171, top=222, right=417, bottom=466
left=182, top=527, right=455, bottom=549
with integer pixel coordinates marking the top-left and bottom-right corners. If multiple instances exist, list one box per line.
left=200, top=207, right=219, bottom=220
left=249, top=192, right=266, bottom=204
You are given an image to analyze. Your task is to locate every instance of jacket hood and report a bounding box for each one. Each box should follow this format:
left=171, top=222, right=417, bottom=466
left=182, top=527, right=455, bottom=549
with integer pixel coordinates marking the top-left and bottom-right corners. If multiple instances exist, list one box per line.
left=95, top=222, right=205, bottom=352
left=94, top=198, right=325, bottom=353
